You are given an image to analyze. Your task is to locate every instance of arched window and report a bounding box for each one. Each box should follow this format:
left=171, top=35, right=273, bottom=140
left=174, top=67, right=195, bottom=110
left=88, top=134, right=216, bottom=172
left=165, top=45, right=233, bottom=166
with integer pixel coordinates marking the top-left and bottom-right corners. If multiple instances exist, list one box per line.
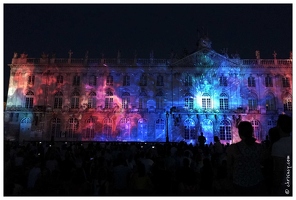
left=51, top=118, right=61, bottom=138
left=155, top=118, right=165, bottom=140
left=282, top=77, right=290, bottom=88
left=138, top=118, right=147, bottom=141
left=27, top=75, right=35, bottom=85
left=105, top=89, right=113, bottom=109
left=89, top=75, right=97, bottom=86
left=56, top=75, right=63, bottom=84
left=265, top=93, right=276, bottom=111
left=139, top=73, right=147, bottom=86
left=219, top=120, right=232, bottom=141
left=248, top=75, right=256, bottom=87
left=71, top=91, right=80, bottom=109
left=219, top=93, right=229, bottom=110
left=54, top=91, right=63, bottom=109
left=120, top=118, right=131, bottom=139
left=265, top=75, right=273, bottom=87
left=156, top=74, right=164, bottom=86
left=202, top=93, right=211, bottom=109
left=219, top=75, right=227, bottom=86
left=25, top=90, right=34, bottom=108
left=185, top=92, right=194, bottom=110
left=103, top=118, right=112, bottom=138
left=248, top=93, right=258, bottom=111
left=283, top=93, right=292, bottom=111
left=106, top=74, right=113, bottom=86
left=85, top=117, right=95, bottom=139
left=156, top=89, right=164, bottom=109
left=185, top=74, right=192, bottom=86
left=88, top=91, right=96, bottom=108
left=73, top=75, right=80, bottom=86
left=122, top=92, right=130, bottom=109
left=123, top=74, right=130, bottom=86
left=184, top=118, right=196, bottom=139
left=139, top=89, right=147, bottom=109
left=67, top=118, right=79, bottom=138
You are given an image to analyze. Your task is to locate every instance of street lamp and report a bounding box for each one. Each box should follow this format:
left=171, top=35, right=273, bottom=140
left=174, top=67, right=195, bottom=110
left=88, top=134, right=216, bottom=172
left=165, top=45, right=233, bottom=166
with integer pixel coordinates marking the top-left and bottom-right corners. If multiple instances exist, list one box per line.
left=166, top=111, right=169, bottom=143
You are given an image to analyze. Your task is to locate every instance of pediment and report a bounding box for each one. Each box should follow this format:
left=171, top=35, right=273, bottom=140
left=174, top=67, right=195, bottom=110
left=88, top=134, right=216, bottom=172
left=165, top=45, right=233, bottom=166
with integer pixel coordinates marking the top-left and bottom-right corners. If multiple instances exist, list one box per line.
left=171, top=48, right=237, bottom=68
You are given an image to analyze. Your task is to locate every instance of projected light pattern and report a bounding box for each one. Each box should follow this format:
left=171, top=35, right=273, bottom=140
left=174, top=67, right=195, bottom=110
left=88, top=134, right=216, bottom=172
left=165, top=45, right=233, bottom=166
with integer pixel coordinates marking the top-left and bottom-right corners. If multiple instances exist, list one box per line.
left=4, top=39, right=292, bottom=144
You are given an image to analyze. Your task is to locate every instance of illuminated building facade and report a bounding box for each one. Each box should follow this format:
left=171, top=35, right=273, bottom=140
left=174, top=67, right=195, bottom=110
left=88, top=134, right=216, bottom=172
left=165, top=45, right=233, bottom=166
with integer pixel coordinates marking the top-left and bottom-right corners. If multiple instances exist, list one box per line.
left=4, top=36, right=292, bottom=144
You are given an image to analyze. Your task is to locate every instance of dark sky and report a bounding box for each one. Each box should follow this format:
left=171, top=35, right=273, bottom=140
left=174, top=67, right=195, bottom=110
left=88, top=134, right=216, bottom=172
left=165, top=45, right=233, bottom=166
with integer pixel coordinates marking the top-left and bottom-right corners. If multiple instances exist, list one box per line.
left=3, top=4, right=293, bottom=101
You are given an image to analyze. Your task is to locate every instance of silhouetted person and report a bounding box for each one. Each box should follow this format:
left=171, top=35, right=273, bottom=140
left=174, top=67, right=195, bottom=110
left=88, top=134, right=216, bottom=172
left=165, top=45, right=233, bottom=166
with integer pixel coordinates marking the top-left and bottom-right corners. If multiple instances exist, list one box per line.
left=271, top=114, right=292, bottom=195
left=227, top=121, right=266, bottom=195
left=198, top=132, right=206, bottom=148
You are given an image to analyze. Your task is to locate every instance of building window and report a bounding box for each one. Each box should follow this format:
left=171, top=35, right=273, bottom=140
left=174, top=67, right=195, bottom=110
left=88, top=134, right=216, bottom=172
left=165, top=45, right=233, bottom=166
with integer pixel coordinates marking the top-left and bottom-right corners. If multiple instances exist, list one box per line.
left=219, top=93, right=229, bottom=110
left=105, top=89, right=113, bottom=109
left=265, top=93, right=276, bottom=111
left=185, top=93, right=194, bottom=110
left=28, top=75, right=35, bottom=85
left=123, top=75, right=130, bottom=86
left=139, top=89, right=147, bottom=109
left=89, top=75, right=97, bottom=86
left=106, top=74, right=113, bottom=86
left=283, top=94, right=292, bottom=111
left=71, top=91, right=80, bottom=109
left=156, top=74, right=164, bottom=86
left=219, top=120, right=232, bottom=140
left=73, top=75, right=80, bottom=86
left=138, top=118, right=147, bottom=140
left=120, top=118, right=131, bottom=139
left=267, top=118, right=277, bottom=127
left=219, top=75, right=227, bottom=86
left=251, top=120, right=261, bottom=141
left=139, top=73, right=147, bottom=86
left=155, top=118, right=165, bottom=137
left=85, top=117, right=95, bottom=139
left=248, top=94, right=258, bottom=111
left=185, top=74, right=192, bottom=86
left=184, top=118, right=196, bottom=140
left=202, top=93, right=211, bottom=109
left=54, top=91, right=63, bottom=109
left=88, top=91, right=96, bottom=108
left=282, top=77, right=290, bottom=87
left=103, top=118, right=112, bottom=138
left=156, top=90, right=164, bottom=109
left=265, top=75, right=273, bottom=87
left=248, top=76, right=256, bottom=87
left=248, top=99, right=258, bottom=111
left=56, top=75, right=63, bottom=84
left=68, top=118, right=79, bottom=138
left=25, top=90, right=34, bottom=108
left=122, top=92, right=130, bottom=109
left=51, top=118, right=61, bottom=138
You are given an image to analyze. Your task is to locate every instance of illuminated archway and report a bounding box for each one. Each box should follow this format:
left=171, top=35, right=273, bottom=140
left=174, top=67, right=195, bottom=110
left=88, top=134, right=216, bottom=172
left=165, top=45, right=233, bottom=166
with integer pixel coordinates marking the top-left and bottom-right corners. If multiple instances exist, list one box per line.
left=138, top=118, right=147, bottom=141
left=120, top=117, right=131, bottom=140
left=200, top=118, right=213, bottom=144
left=184, top=118, right=196, bottom=140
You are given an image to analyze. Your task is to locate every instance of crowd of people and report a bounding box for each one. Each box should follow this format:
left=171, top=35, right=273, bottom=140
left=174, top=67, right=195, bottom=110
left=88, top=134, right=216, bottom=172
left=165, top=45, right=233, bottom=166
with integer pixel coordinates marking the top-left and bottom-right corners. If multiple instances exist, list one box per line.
left=3, top=114, right=292, bottom=196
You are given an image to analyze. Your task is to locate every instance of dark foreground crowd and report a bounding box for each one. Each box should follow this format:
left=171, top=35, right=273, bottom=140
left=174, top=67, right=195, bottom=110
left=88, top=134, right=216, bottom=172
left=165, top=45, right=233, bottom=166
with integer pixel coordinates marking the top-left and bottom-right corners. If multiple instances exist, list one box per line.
left=3, top=115, right=292, bottom=196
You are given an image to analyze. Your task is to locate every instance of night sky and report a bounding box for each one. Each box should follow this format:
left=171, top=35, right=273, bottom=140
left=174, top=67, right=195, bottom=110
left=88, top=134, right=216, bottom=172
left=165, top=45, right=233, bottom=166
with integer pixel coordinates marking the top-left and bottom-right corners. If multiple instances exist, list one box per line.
left=2, top=3, right=293, bottom=101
